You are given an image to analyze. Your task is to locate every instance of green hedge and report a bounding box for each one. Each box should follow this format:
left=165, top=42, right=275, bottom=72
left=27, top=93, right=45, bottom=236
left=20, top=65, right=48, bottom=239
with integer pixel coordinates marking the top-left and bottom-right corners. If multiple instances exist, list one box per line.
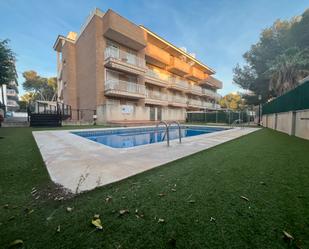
left=262, top=80, right=309, bottom=115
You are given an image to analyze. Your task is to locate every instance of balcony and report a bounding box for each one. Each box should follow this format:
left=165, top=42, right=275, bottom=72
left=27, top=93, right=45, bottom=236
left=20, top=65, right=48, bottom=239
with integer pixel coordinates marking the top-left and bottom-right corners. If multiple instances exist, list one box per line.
left=167, top=56, right=190, bottom=76
left=201, top=101, right=221, bottom=110
left=104, top=46, right=147, bottom=75
left=7, top=100, right=19, bottom=107
left=145, top=43, right=170, bottom=68
left=168, top=95, right=187, bottom=108
left=185, top=84, right=203, bottom=96
left=168, top=77, right=189, bottom=92
left=200, top=75, right=223, bottom=89
left=187, top=98, right=203, bottom=108
left=104, top=79, right=146, bottom=99
left=185, top=67, right=205, bottom=81
left=102, top=9, right=146, bottom=50
left=144, top=69, right=168, bottom=88
left=202, top=88, right=221, bottom=99
left=145, top=90, right=168, bottom=106
left=6, top=89, right=16, bottom=96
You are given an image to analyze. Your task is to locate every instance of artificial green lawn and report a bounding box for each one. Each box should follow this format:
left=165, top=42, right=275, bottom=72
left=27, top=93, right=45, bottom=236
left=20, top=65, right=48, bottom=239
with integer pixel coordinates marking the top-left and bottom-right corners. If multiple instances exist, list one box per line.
left=0, top=127, right=308, bottom=248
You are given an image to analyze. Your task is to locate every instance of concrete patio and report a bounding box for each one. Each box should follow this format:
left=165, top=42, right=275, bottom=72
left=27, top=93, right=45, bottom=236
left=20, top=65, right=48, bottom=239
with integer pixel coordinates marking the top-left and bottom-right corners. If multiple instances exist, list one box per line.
left=32, top=126, right=260, bottom=193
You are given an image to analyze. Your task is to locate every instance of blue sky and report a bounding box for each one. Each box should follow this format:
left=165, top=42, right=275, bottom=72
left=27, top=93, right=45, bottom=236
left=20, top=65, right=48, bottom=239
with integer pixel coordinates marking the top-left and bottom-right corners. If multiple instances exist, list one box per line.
left=0, top=0, right=308, bottom=96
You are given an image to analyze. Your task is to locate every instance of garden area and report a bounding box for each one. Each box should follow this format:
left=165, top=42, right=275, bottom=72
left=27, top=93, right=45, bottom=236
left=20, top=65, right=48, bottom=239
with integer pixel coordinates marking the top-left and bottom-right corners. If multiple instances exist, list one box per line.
left=0, top=127, right=308, bottom=248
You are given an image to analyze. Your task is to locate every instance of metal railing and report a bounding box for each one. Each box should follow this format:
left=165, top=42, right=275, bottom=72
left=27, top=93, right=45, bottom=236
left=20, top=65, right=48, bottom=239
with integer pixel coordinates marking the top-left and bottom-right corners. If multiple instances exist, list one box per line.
left=156, top=121, right=170, bottom=146
left=189, top=84, right=203, bottom=94
left=6, top=89, right=16, bottom=96
left=202, top=88, right=221, bottom=99
left=104, top=46, right=145, bottom=68
left=188, top=98, right=202, bottom=107
left=168, top=77, right=190, bottom=90
left=168, top=95, right=187, bottom=104
left=146, top=90, right=168, bottom=101
left=105, top=79, right=146, bottom=95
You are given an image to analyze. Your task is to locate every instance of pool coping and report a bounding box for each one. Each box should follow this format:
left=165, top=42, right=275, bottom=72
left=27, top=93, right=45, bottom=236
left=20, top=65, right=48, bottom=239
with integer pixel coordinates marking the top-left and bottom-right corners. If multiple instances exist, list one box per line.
left=32, top=125, right=260, bottom=193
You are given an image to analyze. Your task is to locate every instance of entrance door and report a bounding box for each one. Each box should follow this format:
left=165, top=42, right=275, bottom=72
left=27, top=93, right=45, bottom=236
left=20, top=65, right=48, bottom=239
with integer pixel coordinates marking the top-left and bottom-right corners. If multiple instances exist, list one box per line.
left=150, top=106, right=156, bottom=121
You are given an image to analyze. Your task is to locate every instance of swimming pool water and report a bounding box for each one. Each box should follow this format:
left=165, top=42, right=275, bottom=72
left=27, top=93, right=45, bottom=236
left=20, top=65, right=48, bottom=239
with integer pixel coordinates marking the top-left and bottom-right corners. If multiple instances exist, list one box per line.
left=73, top=126, right=227, bottom=148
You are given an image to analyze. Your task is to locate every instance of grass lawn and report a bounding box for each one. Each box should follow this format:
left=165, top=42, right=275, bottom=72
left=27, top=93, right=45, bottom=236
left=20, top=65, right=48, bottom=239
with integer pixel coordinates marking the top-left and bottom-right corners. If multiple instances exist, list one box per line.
left=0, top=127, right=308, bottom=249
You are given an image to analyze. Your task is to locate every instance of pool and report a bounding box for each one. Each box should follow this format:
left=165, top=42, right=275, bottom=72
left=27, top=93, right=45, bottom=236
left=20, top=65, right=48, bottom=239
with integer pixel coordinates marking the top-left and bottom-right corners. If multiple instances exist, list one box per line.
left=72, top=126, right=228, bottom=148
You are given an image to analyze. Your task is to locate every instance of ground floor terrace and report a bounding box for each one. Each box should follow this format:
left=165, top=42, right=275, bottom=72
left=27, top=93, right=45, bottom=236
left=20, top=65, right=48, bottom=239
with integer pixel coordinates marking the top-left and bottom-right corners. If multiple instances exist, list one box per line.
left=1, top=127, right=308, bottom=248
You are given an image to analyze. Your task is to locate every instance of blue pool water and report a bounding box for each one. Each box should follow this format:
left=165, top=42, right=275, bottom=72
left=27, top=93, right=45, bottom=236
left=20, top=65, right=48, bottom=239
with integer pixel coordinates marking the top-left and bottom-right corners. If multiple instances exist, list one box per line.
left=73, top=126, right=227, bottom=148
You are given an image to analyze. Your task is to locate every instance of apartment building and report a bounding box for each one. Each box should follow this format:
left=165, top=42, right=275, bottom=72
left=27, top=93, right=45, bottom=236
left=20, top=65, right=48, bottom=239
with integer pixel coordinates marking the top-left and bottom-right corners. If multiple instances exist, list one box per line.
left=53, top=8, right=222, bottom=123
left=0, top=81, right=19, bottom=112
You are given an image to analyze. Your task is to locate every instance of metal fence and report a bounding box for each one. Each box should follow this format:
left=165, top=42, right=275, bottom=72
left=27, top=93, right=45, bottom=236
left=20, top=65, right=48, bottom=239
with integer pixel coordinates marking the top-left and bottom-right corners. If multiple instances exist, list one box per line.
left=186, top=110, right=254, bottom=124
left=262, top=80, right=309, bottom=115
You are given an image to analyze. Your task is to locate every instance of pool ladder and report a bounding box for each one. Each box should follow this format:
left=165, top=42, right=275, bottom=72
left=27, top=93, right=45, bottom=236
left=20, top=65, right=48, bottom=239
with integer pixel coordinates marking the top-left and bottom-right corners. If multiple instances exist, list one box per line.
left=156, top=121, right=182, bottom=147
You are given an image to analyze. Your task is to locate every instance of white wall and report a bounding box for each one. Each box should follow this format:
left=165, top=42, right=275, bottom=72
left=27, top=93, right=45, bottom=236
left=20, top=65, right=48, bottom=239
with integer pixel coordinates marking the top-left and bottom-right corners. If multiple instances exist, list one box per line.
left=262, top=109, right=309, bottom=140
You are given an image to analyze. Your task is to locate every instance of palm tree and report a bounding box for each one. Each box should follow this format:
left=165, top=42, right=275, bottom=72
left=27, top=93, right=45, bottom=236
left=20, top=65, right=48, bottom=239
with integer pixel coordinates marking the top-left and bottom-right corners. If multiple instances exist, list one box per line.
left=268, top=47, right=309, bottom=96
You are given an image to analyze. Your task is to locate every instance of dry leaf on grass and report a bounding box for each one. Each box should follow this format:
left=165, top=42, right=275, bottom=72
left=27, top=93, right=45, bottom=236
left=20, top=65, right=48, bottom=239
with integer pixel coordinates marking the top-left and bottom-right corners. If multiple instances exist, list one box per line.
left=158, top=218, right=165, bottom=223
left=105, top=196, right=112, bottom=202
left=240, top=196, right=249, bottom=201
left=92, top=214, right=103, bottom=230
left=283, top=230, right=294, bottom=240
left=119, top=209, right=129, bottom=216
left=66, top=207, right=73, bottom=212
left=9, top=239, right=23, bottom=248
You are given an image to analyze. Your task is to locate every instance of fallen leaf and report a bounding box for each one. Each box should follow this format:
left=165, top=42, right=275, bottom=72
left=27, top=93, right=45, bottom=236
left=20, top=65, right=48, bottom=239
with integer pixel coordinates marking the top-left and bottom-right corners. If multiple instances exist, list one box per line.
left=56, top=225, right=61, bottom=233
left=158, top=193, right=166, bottom=197
left=283, top=230, right=294, bottom=240
left=3, top=204, right=9, bottom=209
left=66, top=207, right=73, bottom=212
left=119, top=209, right=129, bottom=216
left=92, top=215, right=103, bottom=230
left=260, top=181, right=266, bottom=185
left=9, top=239, right=23, bottom=248
left=105, top=196, right=112, bottom=202
left=241, top=196, right=249, bottom=201
left=188, top=200, right=195, bottom=204
left=171, top=188, right=176, bottom=192
left=158, top=218, right=165, bottom=223
left=210, top=217, right=216, bottom=222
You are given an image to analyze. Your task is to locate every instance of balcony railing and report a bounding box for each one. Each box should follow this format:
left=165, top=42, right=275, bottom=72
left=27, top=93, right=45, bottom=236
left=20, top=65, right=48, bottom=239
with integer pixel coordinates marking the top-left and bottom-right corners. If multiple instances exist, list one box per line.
left=201, top=101, right=220, bottom=109
left=146, top=90, right=168, bottom=101
left=168, top=95, right=187, bottom=104
left=7, top=100, right=18, bottom=106
left=104, top=46, right=145, bottom=68
left=105, top=79, right=146, bottom=96
left=6, top=89, right=16, bottom=96
left=202, top=88, right=221, bottom=99
left=188, top=98, right=202, bottom=107
left=146, top=69, right=169, bottom=81
left=187, top=84, right=203, bottom=95
left=168, top=77, right=190, bottom=90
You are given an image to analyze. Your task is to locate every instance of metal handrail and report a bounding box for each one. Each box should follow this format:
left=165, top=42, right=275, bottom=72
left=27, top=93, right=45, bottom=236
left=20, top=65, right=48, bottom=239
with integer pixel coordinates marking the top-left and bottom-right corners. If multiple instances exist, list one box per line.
left=156, top=121, right=170, bottom=146
left=169, top=121, right=182, bottom=143
left=231, top=119, right=244, bottom=129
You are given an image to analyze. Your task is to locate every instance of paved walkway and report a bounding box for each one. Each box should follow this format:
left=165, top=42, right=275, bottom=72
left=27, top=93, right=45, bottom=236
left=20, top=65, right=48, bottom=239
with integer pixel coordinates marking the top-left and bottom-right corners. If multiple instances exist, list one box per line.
left=33, top=126, right=260, bottom=193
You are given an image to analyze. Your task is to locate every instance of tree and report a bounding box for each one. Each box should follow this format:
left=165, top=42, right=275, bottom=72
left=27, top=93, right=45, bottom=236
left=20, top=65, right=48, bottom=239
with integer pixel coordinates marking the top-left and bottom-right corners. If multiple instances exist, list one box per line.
left=233, top=9, right=309, bottom=103
left=268, top=48, right=309, bottom=95
left=22, top=71, right=57, bottom=102
left=20, top=92, right=36, bottom=103
left=219, top=93, right=245, bottom=111
left=0, top=39, right=17, bottom=107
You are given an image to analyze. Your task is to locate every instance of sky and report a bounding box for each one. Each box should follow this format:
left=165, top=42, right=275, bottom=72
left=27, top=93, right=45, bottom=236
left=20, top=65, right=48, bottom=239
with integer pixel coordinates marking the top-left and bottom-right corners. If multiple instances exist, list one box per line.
left=0, top=0, right=308, bottom=96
